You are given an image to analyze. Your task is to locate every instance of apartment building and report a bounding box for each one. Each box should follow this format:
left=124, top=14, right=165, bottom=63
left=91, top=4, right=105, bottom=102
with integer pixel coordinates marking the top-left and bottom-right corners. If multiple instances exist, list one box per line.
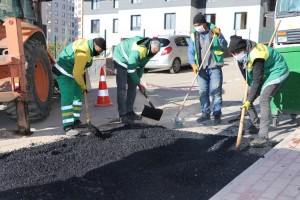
left=77, top=0, right=276, bottom=52
left=42, top=0, right=76, bottom=45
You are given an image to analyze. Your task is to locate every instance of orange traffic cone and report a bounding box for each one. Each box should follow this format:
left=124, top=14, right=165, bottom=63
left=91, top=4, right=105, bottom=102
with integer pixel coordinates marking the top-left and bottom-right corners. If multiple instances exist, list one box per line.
left=95, top=67, right=113, bottom=107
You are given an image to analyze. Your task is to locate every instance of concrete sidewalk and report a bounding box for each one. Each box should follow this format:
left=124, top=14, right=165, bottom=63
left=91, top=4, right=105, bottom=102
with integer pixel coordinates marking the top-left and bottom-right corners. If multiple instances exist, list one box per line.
left=211, top=128, right=300, bottom=200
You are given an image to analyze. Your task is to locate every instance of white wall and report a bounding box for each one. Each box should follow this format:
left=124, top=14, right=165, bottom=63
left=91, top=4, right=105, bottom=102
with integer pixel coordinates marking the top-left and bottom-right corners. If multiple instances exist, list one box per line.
left=84, top=6, right=192, bottom=55
left=83, top=4, right=265, bottom=55
left=200, top=5, right=262, bottom=43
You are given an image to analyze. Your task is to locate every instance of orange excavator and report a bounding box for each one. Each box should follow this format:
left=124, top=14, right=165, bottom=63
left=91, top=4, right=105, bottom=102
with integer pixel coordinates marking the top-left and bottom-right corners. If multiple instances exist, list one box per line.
left=0, top=0, right=55, bottom=135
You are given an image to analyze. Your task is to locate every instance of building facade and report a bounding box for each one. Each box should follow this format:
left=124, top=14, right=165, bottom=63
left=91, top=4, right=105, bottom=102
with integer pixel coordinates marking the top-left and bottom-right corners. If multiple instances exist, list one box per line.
left=77, top=0, right=276, bottom=54
left=42, top=0, right=76, bottom=45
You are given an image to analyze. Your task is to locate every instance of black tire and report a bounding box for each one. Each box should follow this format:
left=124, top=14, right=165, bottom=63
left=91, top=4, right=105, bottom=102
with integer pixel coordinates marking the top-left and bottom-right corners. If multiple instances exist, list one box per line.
left=169, top=58, right=181, bottom=74
left=6, top=39, right=53, bottom=122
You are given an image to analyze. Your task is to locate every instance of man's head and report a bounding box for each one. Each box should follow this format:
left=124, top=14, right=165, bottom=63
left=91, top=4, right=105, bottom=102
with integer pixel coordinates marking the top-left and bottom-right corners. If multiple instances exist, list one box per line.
left=193, top=12, right=208, bottom=33
left=148, top=40, right=161, bottom=57
left=93, top=37, right=106, bottom=56
left=229, top=35, right=247, bottom=62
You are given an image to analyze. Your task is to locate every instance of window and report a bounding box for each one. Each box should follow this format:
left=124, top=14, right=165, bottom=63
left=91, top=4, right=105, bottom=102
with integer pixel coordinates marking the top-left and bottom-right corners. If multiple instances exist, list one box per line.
left=62, top=4, right=65, bottom=9
left=113, top=19, right=119, bottom=33
left=165, top=0, right=175, bottom=1
left=113, top=0, right=119, bottom=8
left=132, top=0, right=141, bottom=3
left=234, top=12, right=247, bottom=30
left=93, top=0, right=101, bottom=9
left=205, top=14, right=216, bottom=24
left=91, top=19, right=100, bottom=33
left=131, top=15, right=141, bottom=31
left=54, top=2, right=58, bottom=7
left=164, top=13, right=176, bottom=30
left=174, top=37, right=188, bottom=46
left=54, top=19, right=58, bottom=24
left=62, top=12, right=65, bottom=17
left=54, top=11, right=58, bottom=16
left=54, top=27, right=58, bottom=33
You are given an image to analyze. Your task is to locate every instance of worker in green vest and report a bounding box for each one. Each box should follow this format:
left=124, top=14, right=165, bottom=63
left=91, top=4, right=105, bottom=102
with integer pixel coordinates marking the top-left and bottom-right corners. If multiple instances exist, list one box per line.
left=113, top=36, right=160, bottom=123
left=229, top=35, right=289, bottom=148
left=53, top=37, right=106, bottom=136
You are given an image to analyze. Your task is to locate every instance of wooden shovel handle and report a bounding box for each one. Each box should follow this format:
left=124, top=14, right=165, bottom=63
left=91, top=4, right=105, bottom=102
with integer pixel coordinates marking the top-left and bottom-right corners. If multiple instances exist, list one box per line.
left=84, top=92, right=91, bottom=124
left=143, top=93, right=155, bottom=109
left=236, top=84, right=248, bottom=149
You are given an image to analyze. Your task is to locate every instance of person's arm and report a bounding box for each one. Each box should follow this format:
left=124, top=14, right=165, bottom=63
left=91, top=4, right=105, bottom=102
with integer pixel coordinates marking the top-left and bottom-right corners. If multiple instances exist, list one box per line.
left=218, top=33, right=228, bottom=48
left=238, top=62, right=247, bottom=80
left=188, top=38, right=195, bottom=65
left=127, top=51, right=140, bottom=84
left=247, top=58, right=265, bottom=102
left=73, top=52, right=88, bottom=92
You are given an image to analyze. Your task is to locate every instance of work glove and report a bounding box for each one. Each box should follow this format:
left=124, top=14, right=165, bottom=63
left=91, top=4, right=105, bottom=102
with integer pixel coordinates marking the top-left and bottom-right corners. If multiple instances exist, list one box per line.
left=191, top=64, right=198, bottom=74
left=240, top=101, right=251, bottom=111
left=211, top=28, right=221, bottom=37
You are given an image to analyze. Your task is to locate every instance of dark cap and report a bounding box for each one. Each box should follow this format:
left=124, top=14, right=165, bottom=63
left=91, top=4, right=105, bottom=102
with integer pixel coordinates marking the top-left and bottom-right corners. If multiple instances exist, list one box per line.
left=93, top=37, right=106, bottom=50
left=193, top=12, right=206, bottom=24
left=229, top=35, right=247, bottom=53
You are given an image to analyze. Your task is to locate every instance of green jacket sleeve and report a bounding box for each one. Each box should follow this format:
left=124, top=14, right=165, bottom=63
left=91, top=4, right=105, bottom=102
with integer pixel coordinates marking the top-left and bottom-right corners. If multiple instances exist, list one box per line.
left=127, top=51, right=140, bottom=84
left=73, top=52, right=88, bottom=91
left=137, top=67, right=144, bottom=78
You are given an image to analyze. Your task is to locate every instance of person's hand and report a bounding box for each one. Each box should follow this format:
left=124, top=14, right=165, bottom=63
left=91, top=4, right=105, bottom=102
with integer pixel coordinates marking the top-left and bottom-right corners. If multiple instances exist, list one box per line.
left=138, top=83, right=146, bottom=95
left=240, top=101, right=251, bottom=111
left=82, top=86, right=87, bottom=94
left=211, top=28, right=221, bottom=37
left=191, top=64, right=198, bottom=74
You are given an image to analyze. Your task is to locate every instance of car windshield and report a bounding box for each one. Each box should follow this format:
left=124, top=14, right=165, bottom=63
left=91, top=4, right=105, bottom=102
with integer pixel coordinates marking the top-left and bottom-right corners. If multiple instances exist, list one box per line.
left=276, top=0, right=300, bottom=17
left=153, top=38, right=170, bottom=47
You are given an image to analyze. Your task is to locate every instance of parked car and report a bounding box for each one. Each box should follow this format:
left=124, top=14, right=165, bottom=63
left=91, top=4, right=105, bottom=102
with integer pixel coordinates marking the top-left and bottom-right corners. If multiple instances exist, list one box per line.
left=145, top=35, right=190, bottom=73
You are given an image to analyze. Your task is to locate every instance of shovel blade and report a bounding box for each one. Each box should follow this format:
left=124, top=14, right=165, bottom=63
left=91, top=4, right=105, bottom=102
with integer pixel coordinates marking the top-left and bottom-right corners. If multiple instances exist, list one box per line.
left=141, top=105, right=163, bottom=121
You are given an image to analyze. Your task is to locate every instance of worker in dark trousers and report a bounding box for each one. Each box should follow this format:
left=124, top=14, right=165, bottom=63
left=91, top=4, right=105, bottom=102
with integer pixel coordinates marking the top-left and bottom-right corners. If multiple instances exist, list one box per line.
left=53, top=38, right=106, bottom=136
left=113, top=36, right=160, bottom=123
left=229, top=35, right=289, bottom=148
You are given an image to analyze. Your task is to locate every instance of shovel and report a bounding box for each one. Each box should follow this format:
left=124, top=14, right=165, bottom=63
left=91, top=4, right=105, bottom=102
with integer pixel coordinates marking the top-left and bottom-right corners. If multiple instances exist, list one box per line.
left=141, top=93, right=163, bottom=121
left=83, top=92, right=104, bottom=138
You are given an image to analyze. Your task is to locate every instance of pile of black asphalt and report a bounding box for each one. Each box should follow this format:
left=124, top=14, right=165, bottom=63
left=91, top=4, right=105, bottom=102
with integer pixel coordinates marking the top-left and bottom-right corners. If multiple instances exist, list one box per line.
left=0, top=123, right=274, bottom=200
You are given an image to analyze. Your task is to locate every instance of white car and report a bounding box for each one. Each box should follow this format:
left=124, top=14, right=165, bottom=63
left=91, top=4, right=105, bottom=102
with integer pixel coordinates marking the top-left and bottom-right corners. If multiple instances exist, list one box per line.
left=145, top=35, right=190, bottom=73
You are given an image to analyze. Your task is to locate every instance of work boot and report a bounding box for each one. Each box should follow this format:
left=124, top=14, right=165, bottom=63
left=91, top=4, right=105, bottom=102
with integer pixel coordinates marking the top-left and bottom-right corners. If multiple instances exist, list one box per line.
left=250, top=136, right=269, bottom=148
left=65, top=128, right=80, bottom=136
left=214, top=115, right=222, bottom=125
left=120, top=115, right=133, bottom=124
left=243, top=124, right=259, bottom=135
left=196, top=113, right=210, bottom=124
left=126, top=111, right=142, bottom=121
left=73, top=119, right=88, bottom=129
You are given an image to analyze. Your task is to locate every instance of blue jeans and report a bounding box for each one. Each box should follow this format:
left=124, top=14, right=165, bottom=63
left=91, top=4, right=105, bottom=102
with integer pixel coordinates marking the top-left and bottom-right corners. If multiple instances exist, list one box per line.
left=197, top=68, right=223, bottom=116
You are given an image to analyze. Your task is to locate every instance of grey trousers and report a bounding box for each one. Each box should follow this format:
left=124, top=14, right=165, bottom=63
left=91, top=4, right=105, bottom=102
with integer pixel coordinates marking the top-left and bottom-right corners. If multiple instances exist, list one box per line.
left=248, top=84, right=281, bottom=138
left=114, top=61, right=137, bottom=117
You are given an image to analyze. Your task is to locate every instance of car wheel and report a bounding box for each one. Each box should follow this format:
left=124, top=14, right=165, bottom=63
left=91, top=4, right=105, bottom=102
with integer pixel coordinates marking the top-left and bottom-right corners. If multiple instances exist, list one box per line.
left=169, top=58, right=181, bottom=74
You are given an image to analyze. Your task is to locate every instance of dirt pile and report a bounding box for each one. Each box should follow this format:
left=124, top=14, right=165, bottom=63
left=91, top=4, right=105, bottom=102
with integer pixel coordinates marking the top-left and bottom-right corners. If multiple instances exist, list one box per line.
left=0, top=123, right=274, bottom=200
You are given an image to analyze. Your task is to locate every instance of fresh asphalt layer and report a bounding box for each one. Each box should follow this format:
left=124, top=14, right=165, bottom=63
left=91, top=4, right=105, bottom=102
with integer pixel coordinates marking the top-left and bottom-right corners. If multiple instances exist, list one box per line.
left=0, top=57, right=298, bottom=199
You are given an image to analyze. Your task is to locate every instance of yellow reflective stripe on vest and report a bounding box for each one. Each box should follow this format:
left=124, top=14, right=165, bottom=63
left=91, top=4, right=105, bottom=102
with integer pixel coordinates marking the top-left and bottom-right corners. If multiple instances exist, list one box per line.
left=247, top=43, right=269, bottom=71
left=72, top=39, right=92, bottom=62
left=132, top=42, right=147, bottom=60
